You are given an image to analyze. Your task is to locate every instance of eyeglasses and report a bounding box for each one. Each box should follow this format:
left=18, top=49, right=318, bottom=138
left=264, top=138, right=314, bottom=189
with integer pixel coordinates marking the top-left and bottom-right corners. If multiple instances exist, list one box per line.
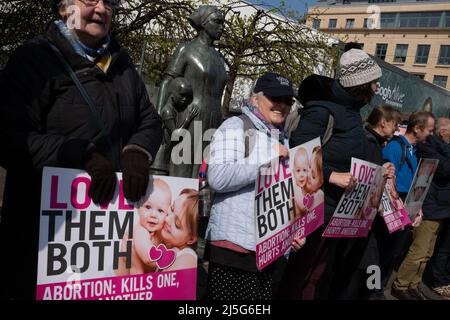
left=78, top=0, right=120, bottom=9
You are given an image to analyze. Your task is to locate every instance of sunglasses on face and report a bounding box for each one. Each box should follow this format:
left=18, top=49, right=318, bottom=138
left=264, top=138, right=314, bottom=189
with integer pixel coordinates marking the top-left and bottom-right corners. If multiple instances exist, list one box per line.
left=267, top=96, right=294, bottom=106
left=79, top=0, right=120, bottom=9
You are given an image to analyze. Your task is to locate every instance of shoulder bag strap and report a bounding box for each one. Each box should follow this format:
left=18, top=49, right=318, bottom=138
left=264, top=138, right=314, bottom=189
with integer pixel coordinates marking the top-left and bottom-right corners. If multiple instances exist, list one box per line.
left=48, top=42, right=119, bottom=168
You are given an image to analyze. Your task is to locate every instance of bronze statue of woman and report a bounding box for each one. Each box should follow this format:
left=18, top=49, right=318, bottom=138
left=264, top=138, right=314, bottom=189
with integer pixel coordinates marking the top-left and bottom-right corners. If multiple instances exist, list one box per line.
left=155, top=5, right=228, bottom=178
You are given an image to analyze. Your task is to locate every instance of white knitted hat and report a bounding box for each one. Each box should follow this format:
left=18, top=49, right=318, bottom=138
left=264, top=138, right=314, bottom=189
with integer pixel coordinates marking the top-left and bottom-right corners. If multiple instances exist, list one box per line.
left=338, top=49, right=382, bottom=88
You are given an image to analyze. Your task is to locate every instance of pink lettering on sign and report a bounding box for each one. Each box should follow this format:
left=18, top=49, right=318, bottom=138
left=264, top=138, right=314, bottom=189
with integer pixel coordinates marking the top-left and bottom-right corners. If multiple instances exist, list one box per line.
left=264, top=172, right=272, bottom=189
left=257, top=174, right=263, bottom=194
left=257, top=159, right=291, bottom=193
left=119, top=180, right=133, bottom=210
left=51, top=174, right=134, bottom=210
left=352, top=163, right=376, bottom=184
left=50, top=176, right=67, bottom=209
left=71, top=177, right=91, bottom=209
left=282, top=160, right=292, bottom=179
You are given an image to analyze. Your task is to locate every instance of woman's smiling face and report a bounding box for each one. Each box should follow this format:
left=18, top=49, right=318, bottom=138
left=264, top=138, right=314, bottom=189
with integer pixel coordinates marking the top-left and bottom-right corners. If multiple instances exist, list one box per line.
left=64, top=0, right=114, bottom=47
left=252, top=94, right=291, bottom=127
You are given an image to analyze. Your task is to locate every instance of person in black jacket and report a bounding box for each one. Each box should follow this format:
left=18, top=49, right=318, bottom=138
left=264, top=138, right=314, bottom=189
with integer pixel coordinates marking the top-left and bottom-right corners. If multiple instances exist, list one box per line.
left=391, top=117, right=450, bottom=300
left=277, top=48, right=382, bottom=300
left=364, top=106, right=401, bottom=166
left=331, top=105, right=400, bottom=299
left=0, top=0, right=163, bottom=299
left=428, top=220, right=450, bottom=299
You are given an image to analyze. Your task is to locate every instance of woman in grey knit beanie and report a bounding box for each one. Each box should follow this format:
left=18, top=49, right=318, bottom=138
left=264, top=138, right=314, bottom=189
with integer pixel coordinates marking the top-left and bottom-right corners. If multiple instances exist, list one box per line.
left=278, top=47, right=383, bottom=300
left=338, top=48, right=383, bottom=104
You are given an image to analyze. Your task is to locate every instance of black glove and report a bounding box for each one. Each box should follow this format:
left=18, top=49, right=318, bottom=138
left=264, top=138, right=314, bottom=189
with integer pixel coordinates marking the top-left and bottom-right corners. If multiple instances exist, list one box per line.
left=121, top=149, right=150, bottom=202
left=85, top=151, right=117, bottom=205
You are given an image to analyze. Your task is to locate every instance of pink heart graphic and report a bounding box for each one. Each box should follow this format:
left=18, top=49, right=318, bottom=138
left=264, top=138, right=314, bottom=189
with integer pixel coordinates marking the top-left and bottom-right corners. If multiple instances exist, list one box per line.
left=364, top=207, right=373, bottom=218
left=155, top=244, right=176, bottom=270
left=303, top=194, right=314, bottom=210
left=148, top=245, right=163, bottom=262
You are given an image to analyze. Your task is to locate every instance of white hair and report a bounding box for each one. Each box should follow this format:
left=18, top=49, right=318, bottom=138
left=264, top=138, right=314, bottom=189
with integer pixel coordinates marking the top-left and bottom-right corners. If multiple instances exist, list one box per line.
left=57, top=0, right=73, bottom=17
left=435, top=117, right=450, bottom=134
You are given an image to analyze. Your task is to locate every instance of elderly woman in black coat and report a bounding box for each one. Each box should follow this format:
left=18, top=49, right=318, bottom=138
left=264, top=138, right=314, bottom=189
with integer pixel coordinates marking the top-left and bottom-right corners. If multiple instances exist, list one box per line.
left=0, top=0, right=162, bottom=299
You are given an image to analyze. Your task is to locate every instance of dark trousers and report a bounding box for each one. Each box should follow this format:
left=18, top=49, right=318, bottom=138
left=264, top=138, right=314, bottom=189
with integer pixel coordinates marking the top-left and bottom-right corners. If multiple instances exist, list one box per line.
left=378, top=227, right=413, bottom=288
left=429, top=219, right=450, bottom=288
left=276, top=227, right=339, bottom=300
left=329, top=215, right=387, bottom=300
left=377, top=192, right=414, bottom=288
left=329, top=212, right=414, bottom=299
left=327, top=237, right=369, bottom=300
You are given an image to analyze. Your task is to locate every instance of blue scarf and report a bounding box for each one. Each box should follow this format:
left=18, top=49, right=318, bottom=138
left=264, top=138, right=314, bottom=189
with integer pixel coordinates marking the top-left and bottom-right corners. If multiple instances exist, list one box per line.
left=55, top=20, right=111, bottom=61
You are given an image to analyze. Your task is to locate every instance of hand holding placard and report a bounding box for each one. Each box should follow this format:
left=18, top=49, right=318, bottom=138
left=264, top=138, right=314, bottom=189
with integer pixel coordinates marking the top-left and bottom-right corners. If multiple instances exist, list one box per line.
left=329, top=172, right=356, bottom=190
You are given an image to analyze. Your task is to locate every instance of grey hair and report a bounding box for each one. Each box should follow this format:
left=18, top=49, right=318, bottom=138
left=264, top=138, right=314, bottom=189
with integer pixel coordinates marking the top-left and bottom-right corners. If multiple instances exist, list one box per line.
left=435, top=117, right=450, bottom=135
left=249, top=91, right=264, bottom=104
left=56, top=0, right=73, bottom=17
left=59, top=0, right=72, bottom=8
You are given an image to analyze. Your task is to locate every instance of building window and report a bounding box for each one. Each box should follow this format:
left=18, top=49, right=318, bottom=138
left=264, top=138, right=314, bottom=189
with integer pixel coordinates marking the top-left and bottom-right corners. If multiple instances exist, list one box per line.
left=394, top=44, right=408, bottom=63
left=312, top=19, right=321, bottom=29
left=438, top=45, right=450, bottom=65
left=363, top=18, right=373, bottom=29
left=415, top=45, right=430, bottom=64
left=376, top=44, right=388, bottom=60
left=412, top=74, right=425, bottom=79
left=380, top=11, right=449, bottom=28
left=345, top=19, right=355, bottom=29
left=380, top=13, right=396, bottom=28
left=433, top=75, right=448, bottom=88
left=328, top=19, right=337, bottom=29
left=399, top=12, right=440, bottom=28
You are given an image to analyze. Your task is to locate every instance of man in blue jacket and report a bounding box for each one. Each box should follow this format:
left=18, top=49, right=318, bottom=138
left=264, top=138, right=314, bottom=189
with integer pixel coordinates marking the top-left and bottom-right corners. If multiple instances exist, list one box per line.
left=383, top=112, right=434, bottom=199
left=383, top=111, right=435, bottom=300
left=392, top=117, right=450, bottom=299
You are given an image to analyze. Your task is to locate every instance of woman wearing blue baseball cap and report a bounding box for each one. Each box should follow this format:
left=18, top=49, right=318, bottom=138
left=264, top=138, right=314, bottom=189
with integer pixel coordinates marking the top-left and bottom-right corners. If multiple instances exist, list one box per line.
left=203, top=72, right=306, bottom=300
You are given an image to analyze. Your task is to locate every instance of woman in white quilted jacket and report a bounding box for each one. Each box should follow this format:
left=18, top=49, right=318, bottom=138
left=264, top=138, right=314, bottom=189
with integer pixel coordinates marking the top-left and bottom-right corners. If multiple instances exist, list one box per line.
left=204, top=72, right=306, bottom=300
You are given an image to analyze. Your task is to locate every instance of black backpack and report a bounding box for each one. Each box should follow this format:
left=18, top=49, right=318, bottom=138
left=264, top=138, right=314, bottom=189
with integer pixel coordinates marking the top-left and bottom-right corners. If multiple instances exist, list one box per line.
left=387, top=135, right=414, bottom=171
left=284, top=101, right=335, bottom=146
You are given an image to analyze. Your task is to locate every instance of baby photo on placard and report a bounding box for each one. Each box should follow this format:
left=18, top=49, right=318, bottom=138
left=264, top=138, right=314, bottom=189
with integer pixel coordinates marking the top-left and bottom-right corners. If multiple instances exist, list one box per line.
left=290, top=137, right=324, bottom=222
left=36, top=167, right=198, bottom=300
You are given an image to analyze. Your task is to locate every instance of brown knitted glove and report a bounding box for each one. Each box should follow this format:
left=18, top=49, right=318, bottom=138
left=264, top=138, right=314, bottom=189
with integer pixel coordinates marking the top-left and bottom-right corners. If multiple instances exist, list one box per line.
left=85, top=151, right=117, bottom=205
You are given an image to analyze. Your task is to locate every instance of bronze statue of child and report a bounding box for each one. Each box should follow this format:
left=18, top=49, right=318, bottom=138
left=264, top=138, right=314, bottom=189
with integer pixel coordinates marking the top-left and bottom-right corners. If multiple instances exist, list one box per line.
left=152, top=77, right=199, bottom=174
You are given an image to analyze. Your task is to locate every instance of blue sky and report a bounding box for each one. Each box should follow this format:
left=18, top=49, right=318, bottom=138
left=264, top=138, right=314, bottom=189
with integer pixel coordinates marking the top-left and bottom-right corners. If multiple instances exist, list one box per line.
left=247, top=0, right=320, bottom=16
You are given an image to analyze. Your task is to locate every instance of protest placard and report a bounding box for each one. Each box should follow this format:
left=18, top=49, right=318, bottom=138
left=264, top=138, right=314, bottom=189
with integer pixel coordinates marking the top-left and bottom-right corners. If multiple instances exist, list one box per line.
left=36, top=167, right=198, bottom=300
left=381, top=177, right=411, bottom=233
left=323, top=158, right=385, bottom=238
left=404, top=158, right=439, bottom=220
left=255, top=137, right=324, bottom=270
